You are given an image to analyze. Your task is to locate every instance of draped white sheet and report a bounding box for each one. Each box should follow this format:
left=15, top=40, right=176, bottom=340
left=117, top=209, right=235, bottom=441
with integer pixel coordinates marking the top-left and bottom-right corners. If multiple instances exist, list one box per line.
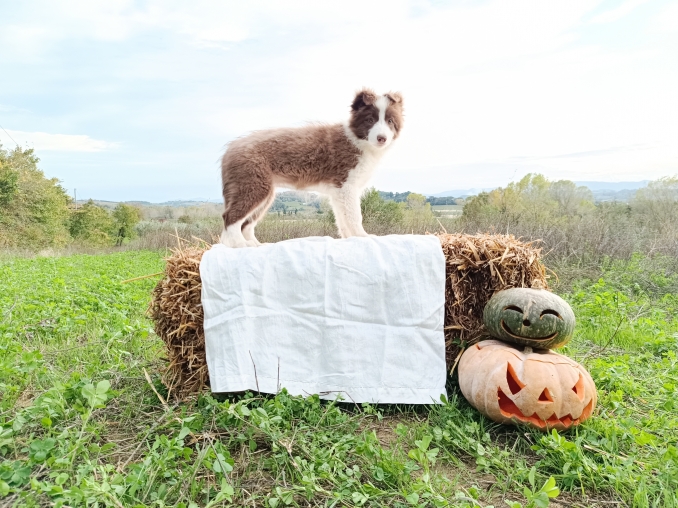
left=200, top=235, right=447, bottom=404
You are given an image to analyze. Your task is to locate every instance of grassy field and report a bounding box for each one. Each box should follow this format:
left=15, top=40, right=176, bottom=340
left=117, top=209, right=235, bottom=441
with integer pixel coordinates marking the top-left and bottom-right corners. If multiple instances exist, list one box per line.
left=1, top=251, right=677, bottom=507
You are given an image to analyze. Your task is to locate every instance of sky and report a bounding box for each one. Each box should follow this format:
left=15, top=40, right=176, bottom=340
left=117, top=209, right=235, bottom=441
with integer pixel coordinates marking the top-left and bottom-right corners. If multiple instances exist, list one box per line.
left=0, top=0, right=677, bottom=202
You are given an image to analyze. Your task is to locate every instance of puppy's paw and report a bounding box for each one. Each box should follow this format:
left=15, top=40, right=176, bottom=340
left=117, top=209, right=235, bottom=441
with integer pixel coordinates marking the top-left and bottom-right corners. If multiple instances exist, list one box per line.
left=220, top=230, right=249, bottom=248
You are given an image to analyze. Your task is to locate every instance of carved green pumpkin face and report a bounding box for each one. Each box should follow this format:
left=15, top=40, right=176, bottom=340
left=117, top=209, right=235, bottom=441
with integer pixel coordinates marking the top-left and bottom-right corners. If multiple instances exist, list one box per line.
left=483, top=288, right=575, bottom=349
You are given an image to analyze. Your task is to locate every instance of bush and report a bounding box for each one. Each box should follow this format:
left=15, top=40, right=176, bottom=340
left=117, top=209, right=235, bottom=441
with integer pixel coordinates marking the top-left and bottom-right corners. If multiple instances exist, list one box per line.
left=459, top=173, right=678, bottom=268
left=0, top=145, right=71, bottom=248
left=361, top=188, right=404, bottom=231
left=69, top=200, right=116, bottom=246
left=69, top=201, right=143, bottom=247
left=632, top=176, right=678, bottom=233
left=112, top=203, right=142, bottom=245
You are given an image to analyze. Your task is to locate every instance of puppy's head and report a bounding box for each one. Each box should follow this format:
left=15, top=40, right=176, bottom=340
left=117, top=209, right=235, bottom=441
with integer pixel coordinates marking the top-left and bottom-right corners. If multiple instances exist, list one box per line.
left=349, top=88, right=403, bottom=149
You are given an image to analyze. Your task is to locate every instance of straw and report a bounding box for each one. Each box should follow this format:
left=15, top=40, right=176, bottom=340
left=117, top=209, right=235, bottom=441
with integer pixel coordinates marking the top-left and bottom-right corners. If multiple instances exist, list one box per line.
left=149, top=233, right=548, bottom=396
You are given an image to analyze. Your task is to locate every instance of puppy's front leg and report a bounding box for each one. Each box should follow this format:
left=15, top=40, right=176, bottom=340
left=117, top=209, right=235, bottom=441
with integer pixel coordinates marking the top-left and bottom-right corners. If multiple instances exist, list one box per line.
left=331, top=189, right=368, bottom=238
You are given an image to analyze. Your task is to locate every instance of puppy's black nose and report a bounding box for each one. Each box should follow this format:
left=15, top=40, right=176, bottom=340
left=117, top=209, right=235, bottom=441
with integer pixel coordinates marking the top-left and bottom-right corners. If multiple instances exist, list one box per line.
left=377, top=135, right=387, bottom=144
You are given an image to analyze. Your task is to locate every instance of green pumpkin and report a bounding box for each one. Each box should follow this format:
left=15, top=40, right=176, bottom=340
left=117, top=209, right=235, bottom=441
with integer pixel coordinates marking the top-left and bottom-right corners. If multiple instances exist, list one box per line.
left=483, top=288, right=575, bottom=349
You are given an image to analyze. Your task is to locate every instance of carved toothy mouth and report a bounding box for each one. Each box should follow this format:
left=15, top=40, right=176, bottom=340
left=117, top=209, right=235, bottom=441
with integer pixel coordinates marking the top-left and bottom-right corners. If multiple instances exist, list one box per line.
left=501, top=320, right=558, bottom=342
left=497, top=388, right=593, bottom=429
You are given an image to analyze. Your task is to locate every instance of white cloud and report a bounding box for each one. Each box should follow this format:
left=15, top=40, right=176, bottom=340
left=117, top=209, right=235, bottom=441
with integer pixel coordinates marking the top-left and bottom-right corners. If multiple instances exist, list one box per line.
left=651, top=2, right=678, bottom=32
left=589, top=0, right=650, bottom=24
left=0, top=0, right=418, bottom=54
left=0, top=130, right=118, bottom=152
left=1, top=0, right=676, bottom=199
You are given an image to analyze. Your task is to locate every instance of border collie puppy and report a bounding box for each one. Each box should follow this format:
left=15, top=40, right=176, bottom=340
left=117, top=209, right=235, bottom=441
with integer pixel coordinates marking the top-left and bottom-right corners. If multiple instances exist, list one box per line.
left=220, top=88, right=404, bottom=247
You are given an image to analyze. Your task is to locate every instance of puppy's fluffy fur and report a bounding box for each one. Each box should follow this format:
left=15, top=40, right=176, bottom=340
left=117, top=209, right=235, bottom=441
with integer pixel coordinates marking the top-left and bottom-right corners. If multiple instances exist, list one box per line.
left=220, top=88, right=404, bottom=247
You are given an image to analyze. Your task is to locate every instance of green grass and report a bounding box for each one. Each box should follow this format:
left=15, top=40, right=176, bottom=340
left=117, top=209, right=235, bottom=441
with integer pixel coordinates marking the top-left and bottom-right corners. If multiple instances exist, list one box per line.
left=1, top=252, right=677, bottom=507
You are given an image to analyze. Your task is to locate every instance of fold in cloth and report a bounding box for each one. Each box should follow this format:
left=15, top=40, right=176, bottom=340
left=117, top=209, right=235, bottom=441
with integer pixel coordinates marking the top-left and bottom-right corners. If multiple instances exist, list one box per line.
left=200, top=235, right=447, bottom=404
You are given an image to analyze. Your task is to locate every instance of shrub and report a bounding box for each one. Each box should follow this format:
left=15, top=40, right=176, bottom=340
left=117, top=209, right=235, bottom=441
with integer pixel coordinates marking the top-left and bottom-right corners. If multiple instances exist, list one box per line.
left=460, top=173, right=678, bottom=268
left=112, top=203, right=142, bottom=245
left=0, top=145, right=71, bottom=248
left=361, top=187, right=404, bottom=231
left=632, top=176, right=678, bottom=233
left=69, top=200, right=116, bottom=246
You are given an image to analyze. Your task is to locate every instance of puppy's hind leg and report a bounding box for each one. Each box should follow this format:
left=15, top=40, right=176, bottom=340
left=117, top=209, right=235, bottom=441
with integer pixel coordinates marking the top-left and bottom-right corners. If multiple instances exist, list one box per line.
left=241, top=190, right=275, bottom=246
left=221, top=161, right=274, bottom=248
left=220, top=218, right=249, bottom=248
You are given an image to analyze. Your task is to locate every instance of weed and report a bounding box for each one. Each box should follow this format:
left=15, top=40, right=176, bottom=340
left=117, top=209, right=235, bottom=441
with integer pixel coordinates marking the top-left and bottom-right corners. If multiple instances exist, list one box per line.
left=1, top=251, right=677, bottom=506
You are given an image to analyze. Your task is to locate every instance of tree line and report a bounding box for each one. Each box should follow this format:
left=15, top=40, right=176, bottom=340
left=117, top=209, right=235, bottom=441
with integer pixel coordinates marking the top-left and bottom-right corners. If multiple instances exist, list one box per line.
left=378, top=191, right=460, bottom=206
left=0, top=145, right=141, bottom=249
left=461, top=173, right=678, bottom=232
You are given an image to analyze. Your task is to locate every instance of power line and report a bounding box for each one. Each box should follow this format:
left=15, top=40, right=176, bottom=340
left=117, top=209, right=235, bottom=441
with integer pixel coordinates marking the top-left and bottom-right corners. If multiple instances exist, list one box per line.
left=0, top=122, right=19, bottom=147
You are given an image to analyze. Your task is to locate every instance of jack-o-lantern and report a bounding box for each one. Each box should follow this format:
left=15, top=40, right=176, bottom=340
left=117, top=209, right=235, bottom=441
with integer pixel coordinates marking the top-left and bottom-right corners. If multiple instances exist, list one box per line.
left=458, top=340, right=596, bottom=431
left=483, top=288, right=575, bottom=349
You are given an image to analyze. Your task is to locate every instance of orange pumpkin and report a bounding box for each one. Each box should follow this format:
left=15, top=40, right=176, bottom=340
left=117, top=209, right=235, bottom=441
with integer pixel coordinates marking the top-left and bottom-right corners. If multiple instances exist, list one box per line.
left=458, top=340, right=596, bottom=431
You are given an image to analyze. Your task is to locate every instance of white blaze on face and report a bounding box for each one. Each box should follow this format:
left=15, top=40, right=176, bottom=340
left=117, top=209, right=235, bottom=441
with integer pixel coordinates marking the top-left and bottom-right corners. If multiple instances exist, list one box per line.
left=367, top=96, right=395, bottom=148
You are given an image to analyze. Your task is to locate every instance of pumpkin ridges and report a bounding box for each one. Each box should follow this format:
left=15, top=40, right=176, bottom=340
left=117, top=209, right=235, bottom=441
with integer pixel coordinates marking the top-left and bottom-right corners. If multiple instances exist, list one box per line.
left=579, top=398, right=595, bottom=421
left=459, top=343, right=505, bottom=422
left=458, top=340, right=597, bottom=431
left=573, top=374, right=586, bottom=401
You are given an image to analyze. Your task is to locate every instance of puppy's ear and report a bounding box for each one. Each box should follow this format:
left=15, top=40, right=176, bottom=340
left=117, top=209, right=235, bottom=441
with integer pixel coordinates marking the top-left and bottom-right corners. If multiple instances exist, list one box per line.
left=385, top=92, right=403, bottom=106
left=351, top=88, right=377, bottom=110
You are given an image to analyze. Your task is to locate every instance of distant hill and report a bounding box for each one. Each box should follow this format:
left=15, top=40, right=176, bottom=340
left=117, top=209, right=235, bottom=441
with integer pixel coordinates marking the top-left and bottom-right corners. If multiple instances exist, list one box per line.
left=156, top=199, right=222, bottom=207
left=76, top=181, right=651, bottom=208
left=432, top=188, right=495, bottom=198
left=76, top=198, right=222, bottom=208
left=573, top=181, right=649, bottom=192
left=572, top=181, right=649, bottom=202
left=431, top=181, right=649, bottom=202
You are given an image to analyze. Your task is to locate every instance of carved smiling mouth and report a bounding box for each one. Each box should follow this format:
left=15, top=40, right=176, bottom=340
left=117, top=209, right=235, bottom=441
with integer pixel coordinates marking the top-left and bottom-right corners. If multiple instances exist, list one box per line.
left=501, top=320, right=558, bottom=342
left=498, top=388, right=593, bottom=429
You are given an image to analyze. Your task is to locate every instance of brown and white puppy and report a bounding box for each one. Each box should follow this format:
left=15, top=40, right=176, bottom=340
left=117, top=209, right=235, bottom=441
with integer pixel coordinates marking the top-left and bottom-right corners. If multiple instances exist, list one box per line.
left=220, top=88, right=404, bottom=247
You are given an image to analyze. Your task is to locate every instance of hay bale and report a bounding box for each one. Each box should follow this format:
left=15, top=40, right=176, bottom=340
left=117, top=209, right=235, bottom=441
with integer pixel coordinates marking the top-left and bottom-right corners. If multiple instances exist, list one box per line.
left=437, top=233, right=548, bottom=367
left=150, top=234, right=548, bottom=396
left=148, top=245, right=208, bottom=398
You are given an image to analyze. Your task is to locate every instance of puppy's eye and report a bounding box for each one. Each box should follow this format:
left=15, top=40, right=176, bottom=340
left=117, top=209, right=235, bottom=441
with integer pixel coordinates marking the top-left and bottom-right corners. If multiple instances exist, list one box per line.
left=388, top=119, right=394, bottom=125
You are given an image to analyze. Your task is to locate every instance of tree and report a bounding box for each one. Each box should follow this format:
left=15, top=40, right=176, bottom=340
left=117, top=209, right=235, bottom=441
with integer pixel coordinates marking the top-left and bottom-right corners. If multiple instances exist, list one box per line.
left=549, top=180, right=594, bottom=216
left=461, top=174, right=594, bottom=225
left=0, top=164, right=19, bottom=207
left=403, top=192, right=434, bottom=226
left=0, top=144, right=71, bottom=248
left=406, top=193, right=427, bottom=209
left=69, top=200, right=116, bottom=246
left=504, top=173, right=557, bottom=221
left=360, top=188, right=404, bottom=228
left=633, top=176, right=678, bottom=232
left=112, top=203, right=142, bottom=246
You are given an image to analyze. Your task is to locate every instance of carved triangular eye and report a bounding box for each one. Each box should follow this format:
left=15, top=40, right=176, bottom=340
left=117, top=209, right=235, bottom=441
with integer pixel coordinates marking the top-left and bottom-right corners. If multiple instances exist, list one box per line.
left=538, top=388, right=553, bottom=402
left=506, top=363, right=525, bottom=395
left=572, top=374, right=585, bottom=401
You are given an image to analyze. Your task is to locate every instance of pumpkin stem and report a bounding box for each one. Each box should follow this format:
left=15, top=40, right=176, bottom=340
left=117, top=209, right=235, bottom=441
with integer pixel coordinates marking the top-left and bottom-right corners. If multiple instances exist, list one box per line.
left=523, top=346, right=533, bottom=354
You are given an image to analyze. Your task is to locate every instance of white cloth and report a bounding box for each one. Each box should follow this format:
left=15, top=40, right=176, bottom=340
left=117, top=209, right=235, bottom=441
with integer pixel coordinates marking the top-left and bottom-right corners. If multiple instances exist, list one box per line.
left=200, top=235, right=447, bottom=404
